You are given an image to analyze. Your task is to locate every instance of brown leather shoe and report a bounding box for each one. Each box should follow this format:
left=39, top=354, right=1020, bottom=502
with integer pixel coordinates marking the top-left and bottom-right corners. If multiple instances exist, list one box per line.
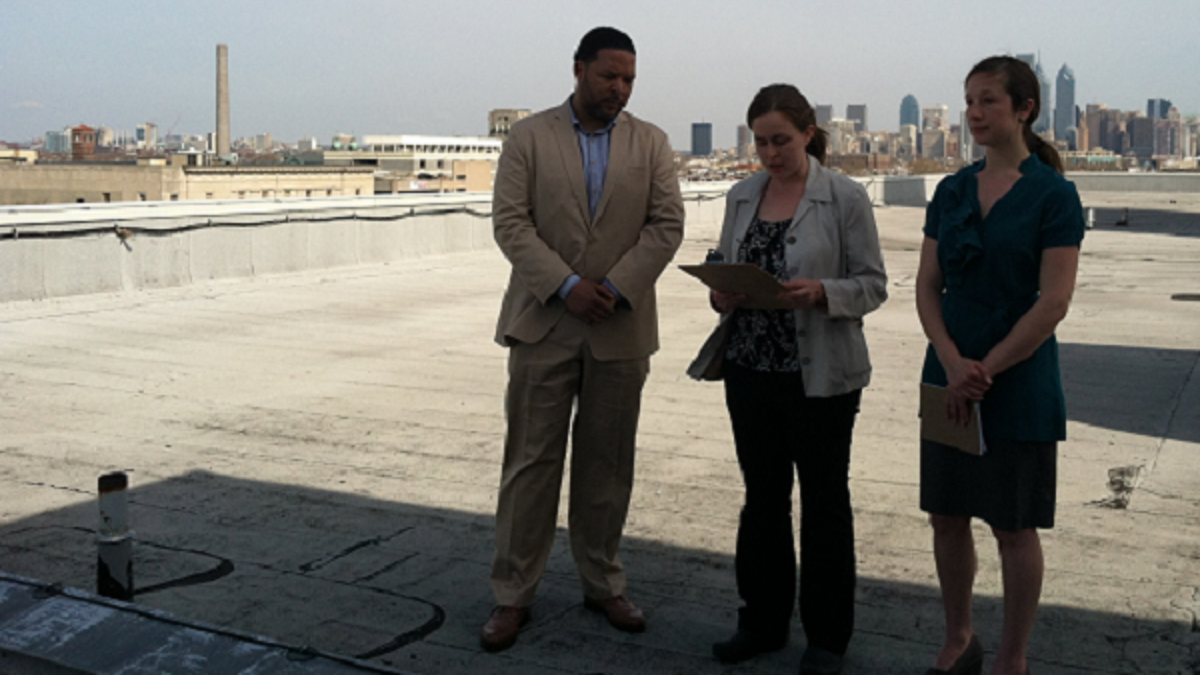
left=583, top=594, right=646, bottom=633
left=480, top=605, right=530, bottom=652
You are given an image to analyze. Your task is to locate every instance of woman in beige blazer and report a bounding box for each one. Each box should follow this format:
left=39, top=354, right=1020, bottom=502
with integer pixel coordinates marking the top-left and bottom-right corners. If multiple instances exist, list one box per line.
left=688, top=84, right=887, bottom=675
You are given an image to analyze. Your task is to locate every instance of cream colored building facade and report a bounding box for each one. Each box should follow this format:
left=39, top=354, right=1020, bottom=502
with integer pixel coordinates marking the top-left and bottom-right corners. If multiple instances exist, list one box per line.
left=0, top=164, right=376, bottom=205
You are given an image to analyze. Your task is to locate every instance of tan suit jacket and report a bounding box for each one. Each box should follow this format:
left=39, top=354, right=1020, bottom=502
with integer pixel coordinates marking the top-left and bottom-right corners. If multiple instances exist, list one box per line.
left=493, top=101, right=685, bottom=360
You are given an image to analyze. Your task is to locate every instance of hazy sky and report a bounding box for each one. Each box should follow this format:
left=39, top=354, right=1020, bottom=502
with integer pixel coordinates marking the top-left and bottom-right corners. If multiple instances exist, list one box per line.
left=2, top=0, right=1196, bottom=150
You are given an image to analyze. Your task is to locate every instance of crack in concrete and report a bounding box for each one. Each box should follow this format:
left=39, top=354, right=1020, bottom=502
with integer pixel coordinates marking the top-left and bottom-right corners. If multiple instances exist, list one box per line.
left=297, top=526, right=414, bottom=573
left=1135, top=349, right=1200, bottom=510
left=353, top=553, right=420, bottom=584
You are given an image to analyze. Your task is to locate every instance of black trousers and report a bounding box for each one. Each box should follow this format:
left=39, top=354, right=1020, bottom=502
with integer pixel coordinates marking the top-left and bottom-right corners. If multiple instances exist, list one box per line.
left=723, top=361, right=862, bottom=655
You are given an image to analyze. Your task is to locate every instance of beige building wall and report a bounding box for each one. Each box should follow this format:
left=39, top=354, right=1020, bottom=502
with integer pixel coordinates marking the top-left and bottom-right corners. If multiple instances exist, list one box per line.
left=374, top=159, right=493, bottom=194
left=0, top=165, right=374, bottom=205
left=181, top=167, right=374, bottom=200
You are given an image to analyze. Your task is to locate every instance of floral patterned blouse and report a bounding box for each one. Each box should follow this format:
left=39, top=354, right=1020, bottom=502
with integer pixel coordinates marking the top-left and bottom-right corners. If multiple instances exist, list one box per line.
left=724, top=216, right=800, bottom=372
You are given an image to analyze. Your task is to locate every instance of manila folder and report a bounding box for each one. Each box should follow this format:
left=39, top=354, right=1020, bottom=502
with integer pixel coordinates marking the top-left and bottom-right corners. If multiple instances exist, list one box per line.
left=920, top=383, right=986, bottom=456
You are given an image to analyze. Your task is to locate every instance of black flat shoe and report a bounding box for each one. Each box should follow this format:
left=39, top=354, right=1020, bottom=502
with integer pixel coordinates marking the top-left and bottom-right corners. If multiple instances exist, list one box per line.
left=926, top=634, right=983, bottom=675
left=712, top=629, right=787, bottom=663
left=799, top=646, right=845, bottom=675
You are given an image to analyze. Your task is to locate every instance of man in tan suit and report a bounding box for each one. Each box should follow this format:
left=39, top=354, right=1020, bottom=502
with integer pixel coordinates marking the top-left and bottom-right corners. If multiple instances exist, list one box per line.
left=481, top=27, right=684, bottom=652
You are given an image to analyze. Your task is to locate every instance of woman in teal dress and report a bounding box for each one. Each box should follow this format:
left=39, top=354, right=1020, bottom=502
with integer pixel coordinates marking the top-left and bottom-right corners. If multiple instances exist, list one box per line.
left=916, top=57, right=1085, bottom=675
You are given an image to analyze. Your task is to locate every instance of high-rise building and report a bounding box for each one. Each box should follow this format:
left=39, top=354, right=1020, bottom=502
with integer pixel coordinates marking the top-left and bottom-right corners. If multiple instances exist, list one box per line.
left=815, top=105, right=834, bottom=126
left=922, top=105, right=949, bottom=130
left=1147, top=99, right=1173, bottom=120
left=1127, top=116, right=1155, bottom=159
left=45, top=129, right=71, bottom=154
left=1155, top=108, right=1183, bottom=157
left=1033, top=61, right=1051, bottom=135
left=1014, top=54, right=1051, bottom=134
left=297, top=137, right=319, bottom=152
left=691, top=122, right=713, bottom=156
left=136, top=123, right=158, bottom=150
left=846, top=104, right=867, bottom=133
left=898, top=124, right=918, bottom=159
left=921, top=128, right=948, bottom=159
left=95, top=126, right=115, bottom=147
left=900, top=95, right=920, bottom=129
left=1054, top=64, right=1076, bottom=147
left=736, top=125, right=752, bottom=160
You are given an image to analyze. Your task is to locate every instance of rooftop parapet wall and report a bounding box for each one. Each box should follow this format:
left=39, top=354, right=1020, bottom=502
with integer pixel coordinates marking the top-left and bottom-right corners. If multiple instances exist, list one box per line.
left=1, top=172, right=1195, bottom=303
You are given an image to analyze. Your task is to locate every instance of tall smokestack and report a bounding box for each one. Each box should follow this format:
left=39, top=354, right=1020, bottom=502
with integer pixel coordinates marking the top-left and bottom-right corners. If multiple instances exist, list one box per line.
left=216, top=44, right=230, bottom=157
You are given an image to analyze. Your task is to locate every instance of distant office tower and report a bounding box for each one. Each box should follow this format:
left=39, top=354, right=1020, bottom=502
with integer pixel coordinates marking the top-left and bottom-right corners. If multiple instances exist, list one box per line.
left=815, top=105, right=833, bottom=126
left=736, top=124, right=752, bottom=160
left=922, top=105, right=949, bottom=130
left=958, top=111, right=980, bottom=162
left=1033, top=62, right=1051, bottom=134
left=846, top=104, right=867, bottom=132
left=45, top=129, right=71, bottom=154
left=95, top=126, right=115, bottom=147
left=1147, top=98, right=1173, bottom=120
left=297, top=137, right=318, bottom=152
left=921, top=128, right=949, bottom=159
left=1125, top=116, right=1153, bottom=159
left=691, top=122, right=713, bottom=156
left=136, top=123, right=158, bottom=149
left=900, top=95, right=920, bottom=129
left=216, top=44, right=230, bottom=157
left=488, top=109, right=532, bottom=140
left=1155, top=108, right=1183, bottom=157
left=898, top=124, right=918, bottom=158
left=1054, top=64, right=1075, bottom=145
left=1013, top=54, right=1051, bottom=134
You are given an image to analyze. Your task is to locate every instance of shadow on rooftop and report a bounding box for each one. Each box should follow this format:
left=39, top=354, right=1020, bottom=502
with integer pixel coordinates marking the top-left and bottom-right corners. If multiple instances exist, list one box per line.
left=1, top=471, right=1195, bottom=674
left=1085, top=205, right=1200, bottom=239
left=1060, top=342, right=1200, bottom=444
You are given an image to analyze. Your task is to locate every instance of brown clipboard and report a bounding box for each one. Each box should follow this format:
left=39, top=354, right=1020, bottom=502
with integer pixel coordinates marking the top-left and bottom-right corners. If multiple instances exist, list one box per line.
left=920, top=383, right=987, bottom=456
left=679, top=263, right=792, bottom=310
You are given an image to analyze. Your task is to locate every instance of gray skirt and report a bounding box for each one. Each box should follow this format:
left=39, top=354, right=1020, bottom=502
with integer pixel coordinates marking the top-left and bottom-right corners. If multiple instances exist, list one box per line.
left=920, top=439, right=1057, bottom=531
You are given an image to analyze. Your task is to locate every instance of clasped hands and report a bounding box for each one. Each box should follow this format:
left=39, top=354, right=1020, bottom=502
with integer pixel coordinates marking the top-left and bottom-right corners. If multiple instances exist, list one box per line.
left=710, top=278, right=827, bottom=314
left=943, top=357, right=993, bottom=427
left=566, top=279, right=617, bottom=325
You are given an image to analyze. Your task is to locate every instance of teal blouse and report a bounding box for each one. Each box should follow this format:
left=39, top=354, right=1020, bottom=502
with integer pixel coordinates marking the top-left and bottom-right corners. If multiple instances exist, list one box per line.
left=921, top=155, right=1085, bottom=442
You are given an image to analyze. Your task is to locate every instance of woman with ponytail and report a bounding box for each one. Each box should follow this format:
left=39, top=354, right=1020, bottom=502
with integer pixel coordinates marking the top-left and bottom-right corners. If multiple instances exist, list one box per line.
left=916, top=57, right=1084, bottom=675
left=689, top=83, right=887, bottom=675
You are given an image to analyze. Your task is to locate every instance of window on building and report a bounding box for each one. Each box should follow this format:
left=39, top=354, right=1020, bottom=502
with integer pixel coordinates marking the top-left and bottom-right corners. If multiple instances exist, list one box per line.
left=419, top=159, right=427, bottom=169
left=355, top=189, right=361, bottom=195
left=76, top=198, right=85, bottom=203
left=305, top=190, right=313, bottom=197
left=456, top=175, right=466, bottom=180
left=206, top=192, right=214, bottom=199
left=138, top=193, right=147, bottom=201
left=326, top=189, right=333, bottom=196
left=262, top=190, right=270, bottom=198
left=238, top=191, right=246, bottom=199
left=102, top=193, right=111, bottom=202
left=170, top=194, right=179, bottom=201
left=437, top=160, right=445, bottom=169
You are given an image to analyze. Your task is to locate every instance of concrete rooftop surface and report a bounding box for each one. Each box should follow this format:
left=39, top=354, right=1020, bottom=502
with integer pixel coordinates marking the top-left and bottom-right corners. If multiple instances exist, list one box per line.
left=1, top=193, right=1199, bottom=674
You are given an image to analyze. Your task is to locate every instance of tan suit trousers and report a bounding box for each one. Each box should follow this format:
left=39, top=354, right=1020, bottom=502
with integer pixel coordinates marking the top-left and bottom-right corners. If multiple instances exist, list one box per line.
left=491, top=315, right=649, bottom=607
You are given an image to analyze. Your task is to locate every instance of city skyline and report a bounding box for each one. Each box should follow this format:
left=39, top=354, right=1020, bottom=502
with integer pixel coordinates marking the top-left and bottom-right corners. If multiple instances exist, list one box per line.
left=2, top=0, right=1197, bottom=151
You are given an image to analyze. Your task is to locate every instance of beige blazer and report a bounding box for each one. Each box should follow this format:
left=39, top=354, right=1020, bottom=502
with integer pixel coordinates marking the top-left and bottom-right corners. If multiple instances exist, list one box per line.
left=493, top=101, right=685, bottom=360
left=687, top=158, right=888, bottom=396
